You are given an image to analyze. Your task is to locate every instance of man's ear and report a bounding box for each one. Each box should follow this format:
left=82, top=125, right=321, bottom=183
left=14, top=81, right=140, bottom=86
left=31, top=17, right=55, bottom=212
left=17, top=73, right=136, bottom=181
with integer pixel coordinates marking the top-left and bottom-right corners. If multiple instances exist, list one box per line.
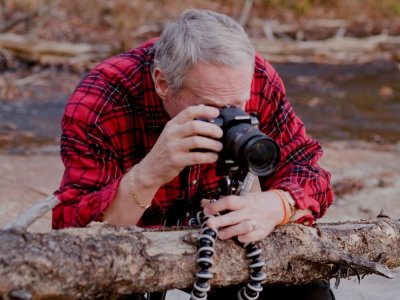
left=153, top=68, right=169, bottom=100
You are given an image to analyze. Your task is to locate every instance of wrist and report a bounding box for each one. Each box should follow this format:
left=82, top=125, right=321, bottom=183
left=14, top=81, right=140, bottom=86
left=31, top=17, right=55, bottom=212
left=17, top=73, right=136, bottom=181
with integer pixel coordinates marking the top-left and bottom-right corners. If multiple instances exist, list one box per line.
left=133, top=162, right=153, bottom=190
left=128, top=164, right=159, bottom=210
left=281, top=190, right=296, bottom=221
left=270, top=189, right=294, bottom=226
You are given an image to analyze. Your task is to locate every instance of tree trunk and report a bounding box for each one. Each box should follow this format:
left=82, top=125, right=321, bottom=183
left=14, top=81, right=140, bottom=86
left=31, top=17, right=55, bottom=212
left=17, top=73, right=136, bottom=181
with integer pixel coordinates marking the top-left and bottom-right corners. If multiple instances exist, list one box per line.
left=1, top=217, right=399, bottom=299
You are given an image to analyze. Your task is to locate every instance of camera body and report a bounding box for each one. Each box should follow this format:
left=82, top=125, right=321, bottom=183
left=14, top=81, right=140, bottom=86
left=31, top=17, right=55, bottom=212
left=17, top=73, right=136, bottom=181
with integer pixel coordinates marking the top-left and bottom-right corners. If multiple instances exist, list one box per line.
left=199, top=106, right=280, bottom=177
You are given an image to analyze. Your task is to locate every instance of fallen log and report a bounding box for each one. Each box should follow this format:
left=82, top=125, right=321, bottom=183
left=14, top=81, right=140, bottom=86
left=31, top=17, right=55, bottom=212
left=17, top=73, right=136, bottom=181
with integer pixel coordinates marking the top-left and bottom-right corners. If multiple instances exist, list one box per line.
left=1, top=32, right=400, bottom=68
left=0, top=217, right=398, bottom=299
left=252, top=34, right=400, bottom=63
left=0, top=33, right=112, bottom=66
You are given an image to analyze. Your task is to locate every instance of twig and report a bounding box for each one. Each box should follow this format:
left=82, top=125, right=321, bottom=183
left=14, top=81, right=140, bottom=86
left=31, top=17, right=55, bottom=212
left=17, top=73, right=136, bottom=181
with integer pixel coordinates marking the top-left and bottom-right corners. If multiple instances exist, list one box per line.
left=238, top=0, right=253, bottom=27
left=3, top=194, right=60, bottom=230
left=0, top=46, right=13, bottom=62
left=240, top=173, right=256, bottom=195
left=14, top=69, right=50, bottom=86
left=262, top=20, right=275, bottom=41
left=334, top=26, right=347, bottom=39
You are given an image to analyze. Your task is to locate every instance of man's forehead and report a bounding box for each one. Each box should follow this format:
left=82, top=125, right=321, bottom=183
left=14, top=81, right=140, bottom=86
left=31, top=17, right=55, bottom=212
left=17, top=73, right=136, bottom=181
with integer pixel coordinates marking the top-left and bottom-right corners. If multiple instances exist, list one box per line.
left=184, top=63, right=252, bottom=91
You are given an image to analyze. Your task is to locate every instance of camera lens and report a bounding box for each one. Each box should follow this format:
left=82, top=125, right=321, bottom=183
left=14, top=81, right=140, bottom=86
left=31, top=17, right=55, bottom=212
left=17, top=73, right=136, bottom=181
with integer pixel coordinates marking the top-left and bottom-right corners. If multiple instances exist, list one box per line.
left=244, top=137, right=280, bottom=176
left=224, top=123, right=280, bottom=176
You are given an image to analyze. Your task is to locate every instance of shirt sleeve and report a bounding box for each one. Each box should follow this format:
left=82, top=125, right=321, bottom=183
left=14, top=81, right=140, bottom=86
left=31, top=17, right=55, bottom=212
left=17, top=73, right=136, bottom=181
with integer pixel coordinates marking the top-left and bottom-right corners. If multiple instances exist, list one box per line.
left=52, top=66, right=130, bottom=229
left=53, top=113, right=124, bottom=229
left=255, top=61, right=334, bottom=223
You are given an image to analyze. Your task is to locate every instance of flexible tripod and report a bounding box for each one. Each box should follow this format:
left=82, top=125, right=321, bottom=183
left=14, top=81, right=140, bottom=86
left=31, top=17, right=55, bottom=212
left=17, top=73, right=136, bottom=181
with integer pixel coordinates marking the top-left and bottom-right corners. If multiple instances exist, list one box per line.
left=190, top=168, right=266, bottom=300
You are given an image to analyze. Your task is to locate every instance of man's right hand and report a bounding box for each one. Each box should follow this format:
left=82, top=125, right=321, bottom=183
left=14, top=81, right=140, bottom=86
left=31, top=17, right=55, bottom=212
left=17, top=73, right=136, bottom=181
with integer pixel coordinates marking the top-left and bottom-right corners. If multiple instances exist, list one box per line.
left=135, top=104, right=224, bottom=189
left=104, top=105, right=224, bottom=226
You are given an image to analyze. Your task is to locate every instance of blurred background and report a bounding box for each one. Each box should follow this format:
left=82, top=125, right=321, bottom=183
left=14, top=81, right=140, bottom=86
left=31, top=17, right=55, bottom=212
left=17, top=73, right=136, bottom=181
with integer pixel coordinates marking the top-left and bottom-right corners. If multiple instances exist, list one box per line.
left=0, top=1, right=399, bottom=299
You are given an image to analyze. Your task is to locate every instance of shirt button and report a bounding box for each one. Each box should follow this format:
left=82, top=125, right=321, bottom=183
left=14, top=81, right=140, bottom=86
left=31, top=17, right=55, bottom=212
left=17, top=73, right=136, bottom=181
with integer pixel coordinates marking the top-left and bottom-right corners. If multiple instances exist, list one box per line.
left=192, top=179, right=197, bottom=185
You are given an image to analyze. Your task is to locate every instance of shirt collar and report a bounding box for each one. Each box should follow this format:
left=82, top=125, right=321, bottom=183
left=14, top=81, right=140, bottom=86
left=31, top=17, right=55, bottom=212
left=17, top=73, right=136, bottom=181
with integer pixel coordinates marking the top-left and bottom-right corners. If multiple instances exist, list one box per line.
left=141, top=40, right=171, bottom=132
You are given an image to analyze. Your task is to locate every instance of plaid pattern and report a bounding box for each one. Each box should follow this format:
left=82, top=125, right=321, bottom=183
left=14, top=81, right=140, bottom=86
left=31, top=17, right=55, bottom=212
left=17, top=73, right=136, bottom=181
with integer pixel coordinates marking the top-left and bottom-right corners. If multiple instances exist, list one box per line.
left=53, top=39, right=333, bottom=229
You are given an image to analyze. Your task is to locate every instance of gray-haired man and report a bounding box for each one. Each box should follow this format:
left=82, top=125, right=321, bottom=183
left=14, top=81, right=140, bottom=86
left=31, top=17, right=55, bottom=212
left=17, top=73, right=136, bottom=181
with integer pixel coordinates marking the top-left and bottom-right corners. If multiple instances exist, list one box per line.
left=54, top=9, right=334, bottom=300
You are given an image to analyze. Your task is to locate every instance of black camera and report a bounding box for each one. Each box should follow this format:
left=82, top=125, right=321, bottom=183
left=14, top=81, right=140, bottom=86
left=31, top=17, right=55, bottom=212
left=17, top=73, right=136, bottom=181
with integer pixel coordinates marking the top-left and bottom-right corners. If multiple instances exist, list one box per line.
left=198, top=106, right=280, bottom=177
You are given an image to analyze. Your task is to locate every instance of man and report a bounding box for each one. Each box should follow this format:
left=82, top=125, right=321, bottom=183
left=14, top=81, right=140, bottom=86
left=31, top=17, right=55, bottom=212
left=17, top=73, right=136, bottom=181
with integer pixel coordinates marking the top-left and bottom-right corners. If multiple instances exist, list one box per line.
left=54, top=9, right=334, bottom=300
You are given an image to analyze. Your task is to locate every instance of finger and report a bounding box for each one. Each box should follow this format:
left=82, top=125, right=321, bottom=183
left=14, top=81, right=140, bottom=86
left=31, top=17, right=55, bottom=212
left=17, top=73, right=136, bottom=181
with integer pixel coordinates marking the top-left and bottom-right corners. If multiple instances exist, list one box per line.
left=217, top=219, right=255, bottom=240
left=200, top=198, right=217, bottom=208
left=203, top=195, right=244, bottom=215
left=178, top=136, right=223, bottom=153
left=173, top=105, right=220, bottom=125
left=206, top=209, right=244, bottom=229
left=237, top=228, right=266, bottom=244
left=181, top=151, right=219, bottom=165
left=179, top=119, right=223, bottom=139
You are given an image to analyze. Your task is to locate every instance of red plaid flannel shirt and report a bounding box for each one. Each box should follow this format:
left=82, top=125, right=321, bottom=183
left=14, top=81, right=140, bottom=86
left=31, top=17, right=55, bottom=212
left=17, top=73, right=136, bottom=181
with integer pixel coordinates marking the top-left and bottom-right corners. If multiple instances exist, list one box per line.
left=53, top=39, right=333, bottom=229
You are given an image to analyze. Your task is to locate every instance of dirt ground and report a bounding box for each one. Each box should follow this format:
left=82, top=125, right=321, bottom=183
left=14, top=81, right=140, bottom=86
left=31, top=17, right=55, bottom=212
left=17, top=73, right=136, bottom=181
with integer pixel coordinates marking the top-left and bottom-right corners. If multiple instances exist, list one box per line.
left=0, top=140, right=399, bottom=299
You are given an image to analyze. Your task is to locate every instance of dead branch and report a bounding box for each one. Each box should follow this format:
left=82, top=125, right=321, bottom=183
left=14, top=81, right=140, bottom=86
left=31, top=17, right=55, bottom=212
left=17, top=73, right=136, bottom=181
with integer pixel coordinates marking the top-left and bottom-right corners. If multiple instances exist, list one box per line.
left=0, top=33, right=112, bottom=66
left=238, top=0, right=253, bottom=27
left=3, top=194, right=59, bottom=230
left=0, top=217, right=399, bottom=299
left=1, top=31, right=400, bottom=67
left=252, top=34, right=400, bottom=63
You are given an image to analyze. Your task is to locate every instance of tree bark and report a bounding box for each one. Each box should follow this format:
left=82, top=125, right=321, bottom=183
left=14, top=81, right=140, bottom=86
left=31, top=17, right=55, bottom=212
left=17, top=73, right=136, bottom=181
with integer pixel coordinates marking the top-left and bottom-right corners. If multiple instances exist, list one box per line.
left=0, top=217, right=399, bottom=299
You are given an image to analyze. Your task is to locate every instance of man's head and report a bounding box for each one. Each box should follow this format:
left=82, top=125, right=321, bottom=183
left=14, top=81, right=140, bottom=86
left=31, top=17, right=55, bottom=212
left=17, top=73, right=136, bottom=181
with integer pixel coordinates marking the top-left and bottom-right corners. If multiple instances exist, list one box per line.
left=153, top=9, right=255, bottom=117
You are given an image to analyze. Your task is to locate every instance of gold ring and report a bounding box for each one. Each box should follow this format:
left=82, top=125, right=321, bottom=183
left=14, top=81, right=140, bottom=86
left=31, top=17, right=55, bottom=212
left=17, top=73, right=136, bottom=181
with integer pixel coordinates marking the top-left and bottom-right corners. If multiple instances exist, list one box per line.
left=249, top=219, right=257, bottom=231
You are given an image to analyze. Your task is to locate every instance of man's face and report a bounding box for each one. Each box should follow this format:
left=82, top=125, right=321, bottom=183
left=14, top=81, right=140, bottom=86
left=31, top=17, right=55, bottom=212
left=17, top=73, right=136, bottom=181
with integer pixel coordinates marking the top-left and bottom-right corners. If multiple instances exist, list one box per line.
left=162, top=62, right=254, bottom=118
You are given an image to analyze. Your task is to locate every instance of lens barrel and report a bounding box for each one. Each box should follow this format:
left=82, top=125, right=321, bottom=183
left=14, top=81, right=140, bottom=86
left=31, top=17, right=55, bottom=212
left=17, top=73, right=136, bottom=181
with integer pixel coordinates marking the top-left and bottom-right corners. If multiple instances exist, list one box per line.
left=224, top=123, right=280, bottom=176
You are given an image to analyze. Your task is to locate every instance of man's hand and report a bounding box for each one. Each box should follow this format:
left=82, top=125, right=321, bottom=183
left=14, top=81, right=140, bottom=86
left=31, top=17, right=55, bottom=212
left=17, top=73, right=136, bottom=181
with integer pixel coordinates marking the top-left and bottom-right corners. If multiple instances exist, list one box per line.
left=136, top=105, right=223, bottom=188
left=202, top=191, right=285, bottom=244
left=104, top=105, right=223, bottom=226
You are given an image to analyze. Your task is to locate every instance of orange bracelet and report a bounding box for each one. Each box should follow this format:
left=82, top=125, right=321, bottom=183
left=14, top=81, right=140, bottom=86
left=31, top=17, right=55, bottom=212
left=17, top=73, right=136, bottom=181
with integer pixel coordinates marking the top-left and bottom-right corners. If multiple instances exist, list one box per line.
left=271, top=189, right=292, bottom=226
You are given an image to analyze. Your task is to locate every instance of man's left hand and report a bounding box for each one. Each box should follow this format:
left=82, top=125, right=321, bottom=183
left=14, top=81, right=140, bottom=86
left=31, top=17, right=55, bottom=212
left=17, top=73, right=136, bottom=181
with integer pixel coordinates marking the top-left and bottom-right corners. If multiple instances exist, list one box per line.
left=202, top=191, right=284, bottom=243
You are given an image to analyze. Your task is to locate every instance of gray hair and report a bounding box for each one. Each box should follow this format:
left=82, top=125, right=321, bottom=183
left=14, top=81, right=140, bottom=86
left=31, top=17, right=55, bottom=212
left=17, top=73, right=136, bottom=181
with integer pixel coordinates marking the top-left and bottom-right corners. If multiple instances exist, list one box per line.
left=153, top=9, right=255, bottom=94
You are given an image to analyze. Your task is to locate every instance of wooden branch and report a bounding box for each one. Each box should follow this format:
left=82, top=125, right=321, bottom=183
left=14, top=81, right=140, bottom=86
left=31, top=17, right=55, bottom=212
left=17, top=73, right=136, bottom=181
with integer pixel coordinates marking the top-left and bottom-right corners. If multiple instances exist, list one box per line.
left=0, top=33, right=112, bottom=66
left=238, top=0, right=253, bottom=27
left=252, top=34, right=400, bottom=63
left=3, top=195, right=59, bottom=230
left=0, top=218, right=399, bottom=299
left=1, top=32, right=399, bottom=66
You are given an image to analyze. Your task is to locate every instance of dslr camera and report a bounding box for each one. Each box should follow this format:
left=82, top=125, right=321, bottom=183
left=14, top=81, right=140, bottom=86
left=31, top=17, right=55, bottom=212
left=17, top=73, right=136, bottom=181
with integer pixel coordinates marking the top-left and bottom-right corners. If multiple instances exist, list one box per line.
left=198, top=105, right=280, bottom=177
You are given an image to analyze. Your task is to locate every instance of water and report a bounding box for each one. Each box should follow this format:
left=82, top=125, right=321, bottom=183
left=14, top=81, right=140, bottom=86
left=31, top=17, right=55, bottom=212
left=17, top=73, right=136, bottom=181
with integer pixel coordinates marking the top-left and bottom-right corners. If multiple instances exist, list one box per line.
left=275, top=61, right=400, bottom=143
left=0, top=61, right=399, bottom=153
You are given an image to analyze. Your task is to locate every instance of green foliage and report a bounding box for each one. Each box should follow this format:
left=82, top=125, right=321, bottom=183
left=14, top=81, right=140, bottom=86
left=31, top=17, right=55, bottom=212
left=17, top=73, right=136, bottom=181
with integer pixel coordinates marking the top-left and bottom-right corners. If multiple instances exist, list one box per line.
left=386, top=0, right=400, bottom=15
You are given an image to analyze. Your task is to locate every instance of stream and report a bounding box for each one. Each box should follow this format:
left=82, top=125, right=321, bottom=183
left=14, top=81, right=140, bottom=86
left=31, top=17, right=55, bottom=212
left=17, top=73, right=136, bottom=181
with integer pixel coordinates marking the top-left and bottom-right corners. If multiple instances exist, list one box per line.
left=0, top=61, right=399, bottom=154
